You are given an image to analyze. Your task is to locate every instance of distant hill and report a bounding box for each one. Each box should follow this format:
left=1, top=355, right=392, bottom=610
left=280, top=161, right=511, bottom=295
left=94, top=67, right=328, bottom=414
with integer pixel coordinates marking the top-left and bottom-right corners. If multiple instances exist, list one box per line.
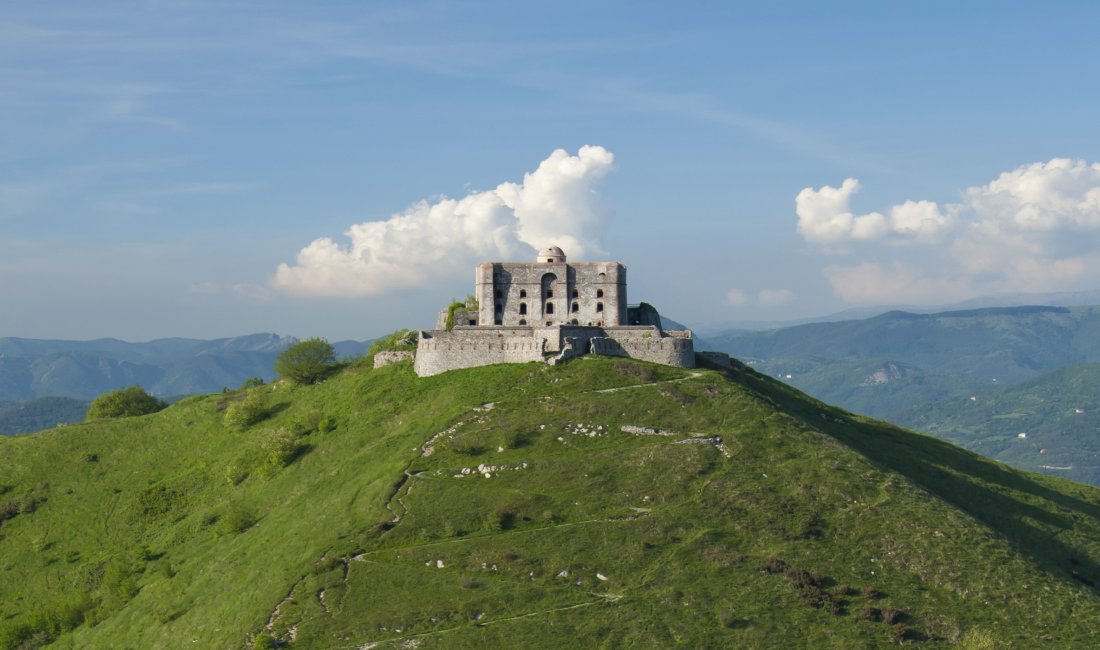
left=894, top=363, right=1100, bottom=486
left=4, top=356, right=1100, bottom=647
left=0, top=334, right=373, bottom=403
left=0, top=396, right=89, bottom=436
left=706, top=305, right=1100, bottom=419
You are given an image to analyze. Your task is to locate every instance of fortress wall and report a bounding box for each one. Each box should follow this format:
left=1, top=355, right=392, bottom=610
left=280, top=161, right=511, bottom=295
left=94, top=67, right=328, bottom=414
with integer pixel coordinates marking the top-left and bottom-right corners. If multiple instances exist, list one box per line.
left=413, top=329, right=547, bottom=377
left=593, top=328, right=696, bottom=369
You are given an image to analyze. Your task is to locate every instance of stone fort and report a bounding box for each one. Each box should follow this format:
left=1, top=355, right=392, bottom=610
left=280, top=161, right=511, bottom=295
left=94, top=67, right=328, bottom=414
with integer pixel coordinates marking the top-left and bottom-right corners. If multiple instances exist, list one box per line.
left=412, top=246, right=696, bottom=376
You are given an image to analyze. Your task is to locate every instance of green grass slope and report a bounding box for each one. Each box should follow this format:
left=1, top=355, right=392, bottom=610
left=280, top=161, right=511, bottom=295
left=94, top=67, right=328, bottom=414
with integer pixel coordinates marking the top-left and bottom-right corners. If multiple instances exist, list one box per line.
left=894, top=363, right=1100, bottom=486
left=3, top=357, right=1100, bottom=648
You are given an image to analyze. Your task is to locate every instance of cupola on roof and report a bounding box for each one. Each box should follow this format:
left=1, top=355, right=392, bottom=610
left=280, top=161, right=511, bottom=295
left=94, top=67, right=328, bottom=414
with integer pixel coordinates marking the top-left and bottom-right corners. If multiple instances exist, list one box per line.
left=537, top=245, right=567, bottom=263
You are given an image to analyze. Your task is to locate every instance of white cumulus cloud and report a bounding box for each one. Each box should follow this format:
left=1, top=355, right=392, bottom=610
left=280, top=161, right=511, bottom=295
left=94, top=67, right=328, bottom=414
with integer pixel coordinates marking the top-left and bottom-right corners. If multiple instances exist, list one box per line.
left=794, top=178, right=886, bottom=244
left=274, top=145, right=615, bottom=297
left=798, top=158, right=1100, bottom=304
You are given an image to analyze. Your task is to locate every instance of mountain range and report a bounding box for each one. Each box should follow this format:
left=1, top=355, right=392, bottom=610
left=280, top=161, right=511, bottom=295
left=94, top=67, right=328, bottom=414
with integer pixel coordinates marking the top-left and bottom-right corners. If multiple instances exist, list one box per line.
left=704, top=304, right=1100, bottom=485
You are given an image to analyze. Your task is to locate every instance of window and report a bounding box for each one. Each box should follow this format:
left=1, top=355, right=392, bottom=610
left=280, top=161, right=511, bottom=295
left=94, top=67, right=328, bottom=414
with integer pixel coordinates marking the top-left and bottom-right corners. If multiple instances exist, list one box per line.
left=520, top=289, right=527, bottom=298
left=546, top=303, right=554, bottom=314
left=546, top=290, right=553, bottom=298
left=596, top=302, right=604, bottom=312
left=546, top=258, right=554, bottom=263
left=519, top=319, right=527, bottom=325
left=572, top=289, right=579, bottom=298
left=519, top=303, right=527, bottom=315
left=596, top=289, right=604, bottom=298
left=571, top=302, right=579, bottom=313
left=571, top=319, right=579, bottom=325
left=469, top=319, right=477, bottom=326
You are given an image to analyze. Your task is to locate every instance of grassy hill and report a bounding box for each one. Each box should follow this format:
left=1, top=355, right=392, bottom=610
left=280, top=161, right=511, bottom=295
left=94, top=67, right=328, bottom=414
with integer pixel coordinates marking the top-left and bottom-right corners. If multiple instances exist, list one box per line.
left=4, top=355, right=1100, bottom=648
left=894, top=363, right=1100, bottom=486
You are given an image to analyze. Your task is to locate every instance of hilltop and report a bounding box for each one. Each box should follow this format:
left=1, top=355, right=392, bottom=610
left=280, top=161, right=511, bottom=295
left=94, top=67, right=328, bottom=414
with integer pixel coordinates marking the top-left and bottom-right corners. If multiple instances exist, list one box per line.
left=3, top=355, right=1100, bottom=648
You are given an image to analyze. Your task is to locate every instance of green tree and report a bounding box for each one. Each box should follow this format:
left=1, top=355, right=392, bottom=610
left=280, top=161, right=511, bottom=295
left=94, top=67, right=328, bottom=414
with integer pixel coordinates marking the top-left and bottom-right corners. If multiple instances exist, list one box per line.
left=85, top=386, right=167, bottom=420
left=274, top=338, right=337, bottom=384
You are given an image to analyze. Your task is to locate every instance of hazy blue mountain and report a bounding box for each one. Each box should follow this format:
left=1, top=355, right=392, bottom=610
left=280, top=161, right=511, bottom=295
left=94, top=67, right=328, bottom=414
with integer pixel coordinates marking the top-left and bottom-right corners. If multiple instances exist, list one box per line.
left=705, top=305, right=1100, bottom=419
left=0, top=333, right=373, bottom=404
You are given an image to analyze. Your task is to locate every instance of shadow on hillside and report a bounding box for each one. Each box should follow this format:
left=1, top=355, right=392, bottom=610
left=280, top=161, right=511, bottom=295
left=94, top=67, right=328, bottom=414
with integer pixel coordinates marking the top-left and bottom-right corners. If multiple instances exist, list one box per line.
left=723, top=360, right=1100, bottom=594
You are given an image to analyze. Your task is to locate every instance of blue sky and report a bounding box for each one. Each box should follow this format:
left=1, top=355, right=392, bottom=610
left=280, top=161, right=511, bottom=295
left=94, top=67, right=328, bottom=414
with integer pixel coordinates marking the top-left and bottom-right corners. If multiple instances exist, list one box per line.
left=3, top=1, right=1100, bottom=341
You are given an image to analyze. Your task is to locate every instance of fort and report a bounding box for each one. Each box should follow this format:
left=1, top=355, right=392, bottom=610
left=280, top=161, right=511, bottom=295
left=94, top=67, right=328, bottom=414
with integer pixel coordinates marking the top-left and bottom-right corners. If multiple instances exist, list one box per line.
left=412, top=246, right=696, bottom=376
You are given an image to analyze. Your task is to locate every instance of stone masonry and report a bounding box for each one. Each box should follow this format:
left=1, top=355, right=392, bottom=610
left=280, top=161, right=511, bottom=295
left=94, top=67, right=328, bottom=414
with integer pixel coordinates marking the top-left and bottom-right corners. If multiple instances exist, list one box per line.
left=413, top=247, right=695, bottom=377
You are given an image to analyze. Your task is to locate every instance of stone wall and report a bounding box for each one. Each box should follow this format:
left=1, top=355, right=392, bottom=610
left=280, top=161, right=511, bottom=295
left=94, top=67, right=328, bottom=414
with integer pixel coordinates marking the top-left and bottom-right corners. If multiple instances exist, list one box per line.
left=413, top=328, right=548, bottom=377
left=591, top=328, right=696, bottom=369
left=414, top=324, right=695, bottom=376
left=373, top=350, right=414, bottom=369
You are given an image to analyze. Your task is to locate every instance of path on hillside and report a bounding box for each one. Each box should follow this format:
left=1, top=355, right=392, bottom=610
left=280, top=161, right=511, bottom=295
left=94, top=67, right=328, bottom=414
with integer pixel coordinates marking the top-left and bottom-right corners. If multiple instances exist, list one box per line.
left=591, top=370, right=703, bottom=393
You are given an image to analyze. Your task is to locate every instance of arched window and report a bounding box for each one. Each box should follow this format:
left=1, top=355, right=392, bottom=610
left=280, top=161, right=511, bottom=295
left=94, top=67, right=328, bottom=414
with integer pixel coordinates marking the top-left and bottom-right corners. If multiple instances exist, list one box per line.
left=519, top=319, right=527, bottom=326
left=571, top=302, right=579, bottom=313
left=519, top=289, right=527, bottom=298
left=571, top=319, right=579, bottom=325
left=546, top=303, right=554, bottom=314
left=541, top=273, right=556, bottom=301
left=596, top=289, right=604, bottom=298
left=596, top=302, right=604, bottom=313
left=519, top=303, right=527, bottom=315
left=572, top=289, right=579, bottom=298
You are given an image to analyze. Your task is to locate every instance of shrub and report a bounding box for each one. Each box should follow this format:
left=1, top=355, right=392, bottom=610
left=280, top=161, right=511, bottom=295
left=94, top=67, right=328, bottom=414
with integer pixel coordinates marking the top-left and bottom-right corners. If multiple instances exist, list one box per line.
left=860, top=606, right=882, bottom=622
left=318, top=414, right=338, bottom=433
left=253, top=632, right=277, bottom=649
left=218, top=502, right=256, bottom=536
left=224, top=392, right=268, bottom=430
left=265, top=429, right=305, bottom=466
left=760, top=557, right=789, bottom=574
left=85, top=386, right=167, bottom=420
left=275, top=338, right=337, bottom=384
left=240, top=376, right=265, bottom=389
left=224, top=461, right=249, bottom=485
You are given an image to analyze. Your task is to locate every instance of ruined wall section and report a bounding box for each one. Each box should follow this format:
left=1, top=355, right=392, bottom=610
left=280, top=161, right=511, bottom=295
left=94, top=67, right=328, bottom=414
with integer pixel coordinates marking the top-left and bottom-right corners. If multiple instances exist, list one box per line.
left=373, top=351, right=414, bottom=369
left=477, top=262, right=626, bottom=328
